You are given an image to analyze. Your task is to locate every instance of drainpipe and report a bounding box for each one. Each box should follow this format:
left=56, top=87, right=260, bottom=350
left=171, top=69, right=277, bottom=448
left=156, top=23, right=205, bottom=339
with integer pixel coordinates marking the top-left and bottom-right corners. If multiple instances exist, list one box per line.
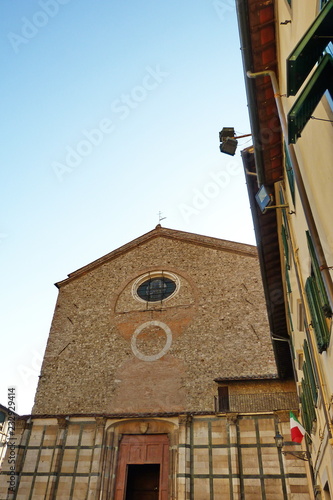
left=247, top=69, right=333, bottom=314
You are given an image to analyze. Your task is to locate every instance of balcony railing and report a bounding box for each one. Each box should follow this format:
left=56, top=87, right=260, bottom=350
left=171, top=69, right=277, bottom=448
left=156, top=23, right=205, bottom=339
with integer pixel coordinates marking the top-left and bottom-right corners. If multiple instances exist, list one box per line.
left=214, top=392, right=299, bottom=413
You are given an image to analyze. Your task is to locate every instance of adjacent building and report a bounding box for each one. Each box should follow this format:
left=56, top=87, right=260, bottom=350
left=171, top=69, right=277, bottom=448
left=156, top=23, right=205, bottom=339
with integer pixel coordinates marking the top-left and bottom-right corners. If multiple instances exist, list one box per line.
left=236, top=0, right=333, bottom=496
left=0, top=404, right=15, bottom=470
left=0, top=226, right=311, bottom=498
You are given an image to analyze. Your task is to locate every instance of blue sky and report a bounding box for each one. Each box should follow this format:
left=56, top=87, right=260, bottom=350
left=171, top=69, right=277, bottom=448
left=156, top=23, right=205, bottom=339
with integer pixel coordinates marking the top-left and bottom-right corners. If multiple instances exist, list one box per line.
left=1, top=0, right=254, bottom=414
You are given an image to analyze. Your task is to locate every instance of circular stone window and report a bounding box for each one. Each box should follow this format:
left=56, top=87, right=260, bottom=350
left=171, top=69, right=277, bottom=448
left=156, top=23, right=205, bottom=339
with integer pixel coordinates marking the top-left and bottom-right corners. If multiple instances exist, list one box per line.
left=133, top=272, right=179, bottom=303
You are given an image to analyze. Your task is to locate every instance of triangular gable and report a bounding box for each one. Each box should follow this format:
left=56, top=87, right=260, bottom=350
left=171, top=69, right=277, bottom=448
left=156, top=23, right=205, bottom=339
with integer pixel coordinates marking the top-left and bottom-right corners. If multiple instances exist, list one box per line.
left=56, top=225, right=257, bottom=288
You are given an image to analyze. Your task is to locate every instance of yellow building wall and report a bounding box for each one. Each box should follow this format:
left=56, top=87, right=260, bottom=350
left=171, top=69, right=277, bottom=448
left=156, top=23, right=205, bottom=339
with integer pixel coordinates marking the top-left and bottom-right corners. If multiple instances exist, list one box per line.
left=274, top=1, right=333, bottom=495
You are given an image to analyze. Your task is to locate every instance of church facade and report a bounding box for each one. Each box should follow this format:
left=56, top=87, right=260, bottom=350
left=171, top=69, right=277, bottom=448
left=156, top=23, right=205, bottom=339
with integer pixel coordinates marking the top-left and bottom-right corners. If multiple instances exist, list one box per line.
left=1, top=227, right=311, bottom=499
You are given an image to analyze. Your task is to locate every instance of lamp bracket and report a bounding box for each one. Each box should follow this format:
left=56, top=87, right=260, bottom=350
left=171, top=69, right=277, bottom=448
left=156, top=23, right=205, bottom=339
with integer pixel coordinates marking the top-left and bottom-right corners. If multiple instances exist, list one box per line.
left=234, top=133, right=252, bottom=139
left=282, top=450, right=310, bottom=461
left=264, top=204, right=289, bottom=210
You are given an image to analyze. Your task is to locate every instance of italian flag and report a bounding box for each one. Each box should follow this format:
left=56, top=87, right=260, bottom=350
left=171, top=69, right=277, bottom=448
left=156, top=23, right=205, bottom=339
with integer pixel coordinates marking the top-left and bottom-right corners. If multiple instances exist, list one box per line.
left=290, top=411, right=305, bottom=443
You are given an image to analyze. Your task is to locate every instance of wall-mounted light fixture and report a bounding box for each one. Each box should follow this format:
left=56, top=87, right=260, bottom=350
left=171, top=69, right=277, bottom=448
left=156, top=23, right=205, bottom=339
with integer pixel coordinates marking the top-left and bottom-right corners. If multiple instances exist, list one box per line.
left=274, top=432, right=310, bottom=461
left=219, top=127, right=252, bottom=156
left=220, top=137, right=238, bottom=156
left=255, top=185, right=289, bottom=213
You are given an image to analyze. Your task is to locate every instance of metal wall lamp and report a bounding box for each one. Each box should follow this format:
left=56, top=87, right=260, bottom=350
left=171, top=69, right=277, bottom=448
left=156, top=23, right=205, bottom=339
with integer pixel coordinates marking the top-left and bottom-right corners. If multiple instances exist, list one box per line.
left=274, top=432, right=311, bottom=461
left=255, top=185, right=290, bottom=213
left=219, top=127, right=252, bottom=156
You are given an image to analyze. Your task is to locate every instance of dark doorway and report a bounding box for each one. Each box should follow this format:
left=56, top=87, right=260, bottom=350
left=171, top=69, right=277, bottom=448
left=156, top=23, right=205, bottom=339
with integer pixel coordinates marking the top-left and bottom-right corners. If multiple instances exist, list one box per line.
left=218, top=386, right=230, bottom=411
left=125, top=464, right=160, bottom=500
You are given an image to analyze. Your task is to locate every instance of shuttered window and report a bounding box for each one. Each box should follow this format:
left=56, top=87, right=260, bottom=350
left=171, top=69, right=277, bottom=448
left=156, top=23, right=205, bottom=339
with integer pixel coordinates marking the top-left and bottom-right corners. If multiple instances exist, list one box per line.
left=284, top=143, right=295, bottom=203
left=303, top=340, right=318, bottom=403
left=300, top=379, right=316, bottom=435
left=281, top=225, right=290, bottom=270
left=285, top=264, right=292, bottom=294
left=305, top=276, right=330, bottom=352
left=287, top=0, right=333, bottom=96
left=288, top=54, right=333, bottom=143
left=300, top=392, right=311, bottom=435
left=287, top=302, right=294, bottom=332
left=306, top=232, right=332, bottom=318
left=303, top=378, right=316, bottom=422
left=305, top=231, right=331, bottom=352
left=279, top=189, right=289, bottom=229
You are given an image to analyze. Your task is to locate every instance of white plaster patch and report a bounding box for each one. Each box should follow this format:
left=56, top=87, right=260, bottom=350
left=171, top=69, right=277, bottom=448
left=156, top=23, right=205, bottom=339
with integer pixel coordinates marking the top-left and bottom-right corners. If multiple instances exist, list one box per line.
left=131, top=320, right=173, bottom=361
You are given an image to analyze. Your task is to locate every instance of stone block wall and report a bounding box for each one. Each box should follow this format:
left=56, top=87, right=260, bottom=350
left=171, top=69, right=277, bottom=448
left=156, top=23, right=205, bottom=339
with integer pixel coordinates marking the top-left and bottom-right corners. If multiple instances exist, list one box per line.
left=0, top=412, right=311, bottom=499
left=33, top=229, right=277, bottom=415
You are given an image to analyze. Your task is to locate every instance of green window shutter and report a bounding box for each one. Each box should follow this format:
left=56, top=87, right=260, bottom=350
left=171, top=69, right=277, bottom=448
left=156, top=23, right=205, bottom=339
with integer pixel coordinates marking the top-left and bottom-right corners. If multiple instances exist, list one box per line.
left=300, top=390, right=311, bottom=435
left=303, top=340, right=318, bottom=403
left=305, top=380, right=316, bottom=424
left=301, top=379, right=316, bottom=434
left=306, top=231, right=332, bottom=318
left=284, top=143, right=295, bottom=203
left=279, top=190, right=289, bottom=228
left=285, top=264, right=292, bottom=294
left=303, top=361, right=317, bottom=407
left=288, top=53, right=333, bottom=143
left=287, top=0, right=333, bottom=96
left=281, top=225, right=290, bottom=269
left=287, top=301, right=294, bottom=332
left=289, top=335, right=295, bottom=359
left=279, top=189, right=285, bottom=204
left=305, top=277, right=330, bottom=352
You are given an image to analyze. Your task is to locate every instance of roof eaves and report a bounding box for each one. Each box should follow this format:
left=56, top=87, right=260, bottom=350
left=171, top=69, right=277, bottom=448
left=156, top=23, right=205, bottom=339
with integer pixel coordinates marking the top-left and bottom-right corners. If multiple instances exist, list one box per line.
left=236, top=0, right=266, bottom=185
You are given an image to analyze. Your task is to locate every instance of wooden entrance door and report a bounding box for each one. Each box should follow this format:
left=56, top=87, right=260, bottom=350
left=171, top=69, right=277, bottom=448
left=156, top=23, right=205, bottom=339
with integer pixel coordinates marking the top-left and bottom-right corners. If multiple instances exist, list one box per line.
left=114, top=434, right=169, bottom=500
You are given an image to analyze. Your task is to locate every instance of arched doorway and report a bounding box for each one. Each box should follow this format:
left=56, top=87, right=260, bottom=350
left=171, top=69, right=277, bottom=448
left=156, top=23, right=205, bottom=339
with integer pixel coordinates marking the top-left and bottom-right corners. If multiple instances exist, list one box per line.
left=114, top=434, right=169, bottom=500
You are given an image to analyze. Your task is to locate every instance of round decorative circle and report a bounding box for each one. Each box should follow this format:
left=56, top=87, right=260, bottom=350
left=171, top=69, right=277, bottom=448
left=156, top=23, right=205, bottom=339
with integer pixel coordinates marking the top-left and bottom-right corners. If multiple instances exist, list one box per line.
left=132, top=271, right=179, bottom=303
left=131, top=321, right=173, bottom=361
